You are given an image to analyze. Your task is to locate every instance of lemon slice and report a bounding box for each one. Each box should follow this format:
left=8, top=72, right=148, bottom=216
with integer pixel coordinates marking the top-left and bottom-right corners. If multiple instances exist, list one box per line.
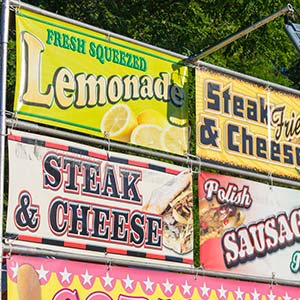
left=130, top=124, right=163, bottom=149
left=137, top=109, right=168, bottom=128
left=161, top=125, right=188, bottom=155
left=100, top=104, right=137, bottom=142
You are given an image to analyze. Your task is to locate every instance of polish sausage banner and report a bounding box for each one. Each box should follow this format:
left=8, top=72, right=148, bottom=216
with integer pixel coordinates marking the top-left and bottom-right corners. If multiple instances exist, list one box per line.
left=199, top=171, right=300, bottom=282
left=196, top=67, right=300, bottom=180
left=14, top=8, right=189, bottom=155
left=6, top=130, right=193, bottom=264
left=7, top=254, right=300, bottom=300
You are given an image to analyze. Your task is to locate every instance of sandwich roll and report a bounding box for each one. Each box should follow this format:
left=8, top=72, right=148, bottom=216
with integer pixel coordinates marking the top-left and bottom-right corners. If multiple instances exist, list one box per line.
left=143, top=169, right=192, bottom=214
left=17, top=264, right=41, bottom=300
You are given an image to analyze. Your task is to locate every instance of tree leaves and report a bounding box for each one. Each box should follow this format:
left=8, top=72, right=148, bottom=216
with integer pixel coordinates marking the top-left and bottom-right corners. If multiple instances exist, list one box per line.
left=20, top=0, right=300, bottom=87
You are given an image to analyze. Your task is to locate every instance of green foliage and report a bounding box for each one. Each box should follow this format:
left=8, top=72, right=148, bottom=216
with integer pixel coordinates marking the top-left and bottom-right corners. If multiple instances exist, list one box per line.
left=285, top=57, right=300, bottom=89
left=6, top=39, right=16, bottom=110
left=20, top=0, right=300, bottom=86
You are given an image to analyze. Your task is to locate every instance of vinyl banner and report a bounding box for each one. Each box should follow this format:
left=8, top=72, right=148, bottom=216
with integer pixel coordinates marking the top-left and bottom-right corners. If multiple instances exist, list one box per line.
left=7, top=255, right=300, bottom=300
left=6, top=130, right=193, bottom=264
left=199, top=171, right=300, bottom=281
left=196, top=67, right=300, bottom=179
left=14, top=8, right=189, bottom=155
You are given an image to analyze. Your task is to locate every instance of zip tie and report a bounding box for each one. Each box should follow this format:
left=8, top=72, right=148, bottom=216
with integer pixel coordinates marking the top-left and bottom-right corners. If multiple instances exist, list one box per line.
left=13, top=111, right=18, bottom=122
left=194, top=155, right=202, bottom=175
left=268, top=172, right=273, bottom=190
left=4, top=239, right=13, bottom=260
left=10, top=0, right=21, bottom=13
left=270, top=272, right=276, bottom=290
left=9, top=111, right=18, bottom=134
left=104, top=252, right=112, bottom=271
left=5, top=110, right=14, bottom=117
left=185, top=153, right=192, bottom=173
left=106, top=258, right=111, bottom=271
left=194, top=267, right=199, bottom=281
left=185, top=153, right=202, bottom=174
left=104, top=131, right=111, bottom=156
left=193, top=266, right=203, bottom=281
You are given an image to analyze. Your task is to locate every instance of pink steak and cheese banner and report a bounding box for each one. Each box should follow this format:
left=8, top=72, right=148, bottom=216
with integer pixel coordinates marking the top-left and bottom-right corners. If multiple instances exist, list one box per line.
left=6, top=130, right=193, bottom=264
left=199, top=171, right=300, bottom=282
left=7, top=254, right=300, bottom=300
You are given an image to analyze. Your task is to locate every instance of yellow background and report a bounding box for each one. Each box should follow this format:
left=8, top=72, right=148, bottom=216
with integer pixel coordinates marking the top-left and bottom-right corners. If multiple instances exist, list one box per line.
left=196, top=68, right=300, bottom=180
left=14, top=9, right=188, bottom=154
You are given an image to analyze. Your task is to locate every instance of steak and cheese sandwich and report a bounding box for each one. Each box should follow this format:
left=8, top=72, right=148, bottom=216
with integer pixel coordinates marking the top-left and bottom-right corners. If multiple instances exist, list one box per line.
left=143, top=170, right=193, bottom=254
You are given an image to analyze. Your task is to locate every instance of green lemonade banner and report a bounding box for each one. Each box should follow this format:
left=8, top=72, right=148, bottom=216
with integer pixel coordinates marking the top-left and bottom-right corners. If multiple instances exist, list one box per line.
left=14, top=9, right=189, bottom=155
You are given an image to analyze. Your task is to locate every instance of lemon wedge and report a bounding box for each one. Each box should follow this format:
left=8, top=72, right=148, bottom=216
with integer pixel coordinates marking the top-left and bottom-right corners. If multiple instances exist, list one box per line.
left=161, top=125, right=188, bottom=155
left=130, top=124, right=163, bottom=149
left=100, top=104, right=137, bottom=142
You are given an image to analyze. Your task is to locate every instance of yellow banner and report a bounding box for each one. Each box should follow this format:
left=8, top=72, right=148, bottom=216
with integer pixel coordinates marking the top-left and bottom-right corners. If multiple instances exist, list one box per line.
left=196, top=68, right=300, bottom=180
left=14, top=9, right=189, bottom=155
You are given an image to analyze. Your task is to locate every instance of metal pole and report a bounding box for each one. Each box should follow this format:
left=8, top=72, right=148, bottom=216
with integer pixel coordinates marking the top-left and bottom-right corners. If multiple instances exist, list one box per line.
left=186, top=4, right=294, bottom=63
left=3, top=244, right=300, bottom=288
left=0, top=0, right=10, bottom=299
left=7, top=118, right=300, bottom=188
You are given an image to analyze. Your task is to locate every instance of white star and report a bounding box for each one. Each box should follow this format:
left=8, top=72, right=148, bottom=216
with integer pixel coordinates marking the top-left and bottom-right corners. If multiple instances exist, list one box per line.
left=267, top=290, right=276, bottom=300
left=143, top=276, right=154, bottom=292
left=200, top=282, right=210, bottom=297
left=283, top=292, right=291, bottom=300
left=182, top=280, right=192, bottom=296
left=218, top=285, right=227, bottom=299
left=162, top=278, right=173, bottom=294
left=102, top=272, right=114, bottom=288
left=59, top=267, right=72, bottom=284
left=235, top=287, right=244, bottom=300
left=251, top=289, right=260, bottom=300
left=10, top=262, right=19, bottom=279
left=36, top=265, right=49, bottom=281
left=122, top=274, right=134, bottom=290
left=81, top=269, right=93, bottom=286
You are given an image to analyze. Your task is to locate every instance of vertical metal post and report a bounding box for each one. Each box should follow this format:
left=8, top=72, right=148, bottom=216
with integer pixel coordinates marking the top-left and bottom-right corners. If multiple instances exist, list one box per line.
left=0, top=0, right=10, bottom=299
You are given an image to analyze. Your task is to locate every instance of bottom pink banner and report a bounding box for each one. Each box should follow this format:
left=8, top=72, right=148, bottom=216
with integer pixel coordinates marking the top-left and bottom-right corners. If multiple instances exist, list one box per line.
left=6, top=255, right=299, bottom=300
